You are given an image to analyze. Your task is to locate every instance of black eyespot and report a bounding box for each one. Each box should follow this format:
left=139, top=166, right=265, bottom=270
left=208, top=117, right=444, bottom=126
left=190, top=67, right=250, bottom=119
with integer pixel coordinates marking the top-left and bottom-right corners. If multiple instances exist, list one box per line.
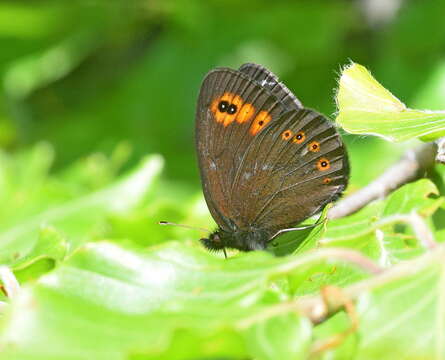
left=258, top=120, right=264, bottom=126
left=308, top=141, right=320, bottom=152
left=218, top=101, right=229, bottom=112
left=317, top=157, right=330, bottom=171
left=227, top=104, right=237, bottom=115
left=293, top=131, right=305, bottom=144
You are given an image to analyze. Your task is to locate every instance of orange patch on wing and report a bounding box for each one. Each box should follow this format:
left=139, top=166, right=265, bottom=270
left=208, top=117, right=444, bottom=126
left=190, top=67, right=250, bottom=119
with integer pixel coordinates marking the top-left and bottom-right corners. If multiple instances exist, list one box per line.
left=323, top=177, right=332, bottom=184
left=210, top=93, right=230, bottom=120
left=250, top=111, right=272, bottom=135
left=317, top=158, right=330, bottom=171
left=281, top=130, right=293, bottom=140
left=237, top=103, right=255, bottom=123
left=293, top=131, right=305, bottom=144
left=308, top=141, right=320, bottom=152
left=210, top=92, right=244, bottom=127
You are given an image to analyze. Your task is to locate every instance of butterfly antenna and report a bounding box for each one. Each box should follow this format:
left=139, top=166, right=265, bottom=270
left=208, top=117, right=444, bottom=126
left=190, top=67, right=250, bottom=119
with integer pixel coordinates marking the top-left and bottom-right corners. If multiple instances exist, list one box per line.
left=158, top=221, right=210, bottom=234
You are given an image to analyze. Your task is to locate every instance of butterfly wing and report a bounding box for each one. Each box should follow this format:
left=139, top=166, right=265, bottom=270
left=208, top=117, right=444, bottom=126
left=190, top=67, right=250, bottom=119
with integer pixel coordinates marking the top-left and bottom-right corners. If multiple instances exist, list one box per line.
left=239, top=63, right=303, bottom=110
left=229, top=107, right=349, bottom=234
left=196, top=66, right=288, bottom=231
left=196, top=64, right=349, bottom=235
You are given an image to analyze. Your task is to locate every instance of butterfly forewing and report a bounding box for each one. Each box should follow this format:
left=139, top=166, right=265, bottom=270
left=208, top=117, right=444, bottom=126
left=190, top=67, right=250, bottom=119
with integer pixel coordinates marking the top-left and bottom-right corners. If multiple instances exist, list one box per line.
left=196, top=67, right=288, bottom=230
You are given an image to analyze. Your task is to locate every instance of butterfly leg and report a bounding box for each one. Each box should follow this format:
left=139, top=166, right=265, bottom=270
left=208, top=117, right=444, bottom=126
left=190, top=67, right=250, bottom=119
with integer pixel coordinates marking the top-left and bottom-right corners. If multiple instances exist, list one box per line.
left=268, top=213, right=327, bottom=242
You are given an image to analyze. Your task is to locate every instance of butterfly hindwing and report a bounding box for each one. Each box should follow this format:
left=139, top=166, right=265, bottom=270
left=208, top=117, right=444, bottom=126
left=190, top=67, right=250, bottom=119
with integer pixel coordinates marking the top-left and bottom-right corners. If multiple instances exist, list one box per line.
left=239, top=63, right=303, bottom=110
left=229, top=108, right=349, bottom=233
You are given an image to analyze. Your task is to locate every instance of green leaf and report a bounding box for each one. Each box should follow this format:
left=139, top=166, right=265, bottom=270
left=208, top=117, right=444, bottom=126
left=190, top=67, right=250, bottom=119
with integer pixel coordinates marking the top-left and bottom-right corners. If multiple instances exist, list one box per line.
left=313, top=312, right=359, bottom=360
left=353, top=246, right=445, bottom=359
left=244, top=313, right=312, bottom=360
left=12, top=226, right=67, bottom=268
left=268, top=222, right=326, bottom=257
left=268, top=204, right=330, bottom=256
left=336, top=62, right=445, bottom=142
left=383, top=178, right=442, bottom=217
left=319, top=179, right=442, bottom=267
left=311, top=245, right=445, bottom=359
left=12, top=225, right=68, bottom=282
left=0, top=154, right=163, bottom=265
left=0, top=241, right=375, bottom=360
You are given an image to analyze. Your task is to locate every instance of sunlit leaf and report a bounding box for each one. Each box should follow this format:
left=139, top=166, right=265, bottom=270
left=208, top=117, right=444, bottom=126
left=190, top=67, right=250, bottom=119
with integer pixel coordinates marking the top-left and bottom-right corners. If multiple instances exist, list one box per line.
left=0, top=241, right=376, bottom=359
left=319, top=179, right=442, bottom=267
left=244, top=313, right=312, bottom=360
left=336, top=62, right=445, bottom=142
left=353, top=247, right=445, bottom=359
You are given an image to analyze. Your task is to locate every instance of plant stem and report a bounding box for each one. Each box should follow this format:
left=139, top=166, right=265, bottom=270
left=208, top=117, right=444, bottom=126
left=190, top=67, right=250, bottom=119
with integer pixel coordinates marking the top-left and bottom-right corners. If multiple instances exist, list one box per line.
left=328, top=142, right=437, bottom=219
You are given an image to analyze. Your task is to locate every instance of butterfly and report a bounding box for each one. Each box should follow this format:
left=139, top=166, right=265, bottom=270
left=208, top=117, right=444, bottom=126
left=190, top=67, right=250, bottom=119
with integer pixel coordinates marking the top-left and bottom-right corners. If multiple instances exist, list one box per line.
left=195, top=63, right=349, bottom=253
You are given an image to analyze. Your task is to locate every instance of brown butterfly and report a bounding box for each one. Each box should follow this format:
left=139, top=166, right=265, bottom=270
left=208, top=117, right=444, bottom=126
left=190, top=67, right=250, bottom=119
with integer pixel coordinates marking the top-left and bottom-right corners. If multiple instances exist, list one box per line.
left=195, top=63, right=349, bottom=253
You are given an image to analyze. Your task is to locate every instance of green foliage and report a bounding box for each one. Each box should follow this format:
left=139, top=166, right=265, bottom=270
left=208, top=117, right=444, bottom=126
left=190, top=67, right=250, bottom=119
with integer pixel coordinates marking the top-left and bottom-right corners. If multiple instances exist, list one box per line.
left=0, top=143, right=443, bottom=359
left=355, top=249, right=445, bottom=359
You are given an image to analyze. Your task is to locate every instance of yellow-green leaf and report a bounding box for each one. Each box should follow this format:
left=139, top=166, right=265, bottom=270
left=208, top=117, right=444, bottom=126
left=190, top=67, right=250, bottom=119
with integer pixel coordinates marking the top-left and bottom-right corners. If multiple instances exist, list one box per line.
left=336, top=62, right=445, bottom=142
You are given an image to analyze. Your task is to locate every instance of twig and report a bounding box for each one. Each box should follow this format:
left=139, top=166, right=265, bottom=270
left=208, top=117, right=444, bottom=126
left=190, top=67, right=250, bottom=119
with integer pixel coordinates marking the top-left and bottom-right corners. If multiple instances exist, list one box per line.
left=328, top=142, right=437, bottom=219
left=237, top=247, right=382, bottom=330
left=309, top=286, right=359, bottom=357
left=320, top=213, right=437, bottom=250
left=298, top=243, right=443, bottom=324
left=436, top=137, right=445, bottom=164
left=239, top=244, right=443, bottom=328
left=408, top=212, right=437, bottom=249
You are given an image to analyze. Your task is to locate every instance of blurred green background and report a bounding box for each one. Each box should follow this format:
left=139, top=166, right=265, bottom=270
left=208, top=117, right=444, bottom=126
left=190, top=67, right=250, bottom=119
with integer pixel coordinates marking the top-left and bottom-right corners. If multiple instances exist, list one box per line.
left=1, top=0, right=445, bottom=197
